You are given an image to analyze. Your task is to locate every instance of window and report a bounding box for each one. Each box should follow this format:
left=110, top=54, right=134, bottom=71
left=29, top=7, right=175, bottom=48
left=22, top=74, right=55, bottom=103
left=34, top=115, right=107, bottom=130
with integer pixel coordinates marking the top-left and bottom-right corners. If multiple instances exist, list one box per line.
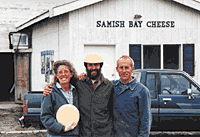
left=143, top=45, right=160, bottom=69
left=129, top=44, right=141, bottom=69
left=183, top=44, right=194, bottom=76
left=129, top=44, right=195, bottom=75
left=163, top=44, right=180, bottom=69
left=161, top=74, right=190, bottom=95
left=146, top=73, right=156, bottom=99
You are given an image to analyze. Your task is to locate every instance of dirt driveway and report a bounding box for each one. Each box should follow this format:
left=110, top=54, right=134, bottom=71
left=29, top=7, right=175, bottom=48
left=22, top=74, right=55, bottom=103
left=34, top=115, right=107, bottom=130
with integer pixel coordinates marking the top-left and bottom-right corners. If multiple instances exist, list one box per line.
left=1, top=106, right=200, bottom=137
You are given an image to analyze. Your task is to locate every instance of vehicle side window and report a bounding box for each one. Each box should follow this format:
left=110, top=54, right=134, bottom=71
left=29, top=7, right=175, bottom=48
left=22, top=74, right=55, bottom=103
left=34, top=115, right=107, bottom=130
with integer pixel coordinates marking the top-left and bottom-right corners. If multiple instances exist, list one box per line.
left=161, top=74, right=190, bottom=95
left=146, top=73, right=156, bottom=99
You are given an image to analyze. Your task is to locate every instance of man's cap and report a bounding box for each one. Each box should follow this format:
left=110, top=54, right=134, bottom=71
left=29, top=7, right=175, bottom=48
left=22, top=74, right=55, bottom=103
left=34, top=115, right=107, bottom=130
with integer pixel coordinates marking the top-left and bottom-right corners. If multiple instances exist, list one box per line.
left=84, top=54, right=103, bottom=63
left=56, top=104, right=80, bottom=127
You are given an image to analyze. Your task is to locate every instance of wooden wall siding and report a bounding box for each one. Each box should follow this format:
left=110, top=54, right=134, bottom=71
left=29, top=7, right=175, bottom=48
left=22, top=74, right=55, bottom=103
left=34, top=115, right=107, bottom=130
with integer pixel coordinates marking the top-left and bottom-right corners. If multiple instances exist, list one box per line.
left=65, top=0, right=200, bottom=79
left=58, top=13, right=70, bottom=61
left=32, top=17, right=60, bottom=90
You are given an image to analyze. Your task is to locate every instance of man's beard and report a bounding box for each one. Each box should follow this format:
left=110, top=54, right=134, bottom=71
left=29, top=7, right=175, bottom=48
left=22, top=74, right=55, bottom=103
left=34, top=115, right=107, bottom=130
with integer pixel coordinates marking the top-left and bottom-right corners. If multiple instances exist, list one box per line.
left=86, top=68, right=101, bottom=80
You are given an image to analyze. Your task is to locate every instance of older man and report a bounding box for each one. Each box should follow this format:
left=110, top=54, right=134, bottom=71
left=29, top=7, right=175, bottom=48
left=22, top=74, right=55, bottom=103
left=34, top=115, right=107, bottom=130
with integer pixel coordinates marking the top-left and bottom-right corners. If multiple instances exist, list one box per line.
left=77, top=55, right=152, bottom=136
left=113, top=55, right=151, bottom=137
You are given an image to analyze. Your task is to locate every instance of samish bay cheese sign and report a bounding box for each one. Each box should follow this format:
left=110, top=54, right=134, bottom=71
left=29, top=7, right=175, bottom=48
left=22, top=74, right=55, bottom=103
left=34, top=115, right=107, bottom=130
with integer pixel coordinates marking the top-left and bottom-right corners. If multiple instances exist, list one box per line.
left=96, top=21, right=175, bottom=28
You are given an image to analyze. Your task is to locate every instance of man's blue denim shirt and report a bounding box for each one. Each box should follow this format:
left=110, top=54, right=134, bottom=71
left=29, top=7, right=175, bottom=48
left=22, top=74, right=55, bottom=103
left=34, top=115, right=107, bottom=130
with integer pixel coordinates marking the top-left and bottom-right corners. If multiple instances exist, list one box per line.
left=112, top=77, right=152, bottom=137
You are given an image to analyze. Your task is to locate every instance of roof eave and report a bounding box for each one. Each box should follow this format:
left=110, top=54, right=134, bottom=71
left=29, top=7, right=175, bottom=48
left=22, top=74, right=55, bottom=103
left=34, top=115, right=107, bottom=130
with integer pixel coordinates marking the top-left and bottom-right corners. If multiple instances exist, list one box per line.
left=16, top=10, right=50, bottom=32
left=16, top=0, right=103, bottom=32
left=53, top=0, right=103, bottom=17
left=172, top=0, right=200, bottom=12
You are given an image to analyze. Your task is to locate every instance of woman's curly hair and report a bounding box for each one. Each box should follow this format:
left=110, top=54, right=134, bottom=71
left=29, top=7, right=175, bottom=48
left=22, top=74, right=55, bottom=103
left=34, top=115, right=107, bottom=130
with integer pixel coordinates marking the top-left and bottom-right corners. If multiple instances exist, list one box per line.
left=52, top=60, right=77, bottom=83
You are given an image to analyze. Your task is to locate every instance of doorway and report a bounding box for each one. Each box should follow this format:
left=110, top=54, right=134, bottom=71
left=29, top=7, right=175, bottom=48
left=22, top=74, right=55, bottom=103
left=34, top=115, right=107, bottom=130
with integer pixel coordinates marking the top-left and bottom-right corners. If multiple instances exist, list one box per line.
left=84, top=45, right=116, bottom=80
left=0, top=53, right=14, bottom=101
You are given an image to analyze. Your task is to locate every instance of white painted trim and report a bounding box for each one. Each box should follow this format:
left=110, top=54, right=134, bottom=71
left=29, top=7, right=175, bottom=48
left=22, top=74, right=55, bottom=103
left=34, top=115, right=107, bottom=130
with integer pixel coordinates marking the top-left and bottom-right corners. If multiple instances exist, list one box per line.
left=15, top=49, right=33, bottom=53
left=16, top=11, right=50, bottom=31
left=53, top=0, right=103, bottom=17
left=180, top=44, right=183, bottom=71
left=141, top=45, right=143, bottom=69
left=172, top=0, right=200, bottom=12
left=0, top=49, right=15, bottom=53
left=83, top=43, right=117, bottom=45
left=161, top=44, right=163, bottom=69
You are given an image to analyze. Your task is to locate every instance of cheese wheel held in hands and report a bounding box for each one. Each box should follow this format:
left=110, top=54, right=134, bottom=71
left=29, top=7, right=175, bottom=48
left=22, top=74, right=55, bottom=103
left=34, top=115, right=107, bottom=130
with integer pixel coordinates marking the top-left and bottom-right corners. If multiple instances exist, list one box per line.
left=56, top=104, right=80, bottom=128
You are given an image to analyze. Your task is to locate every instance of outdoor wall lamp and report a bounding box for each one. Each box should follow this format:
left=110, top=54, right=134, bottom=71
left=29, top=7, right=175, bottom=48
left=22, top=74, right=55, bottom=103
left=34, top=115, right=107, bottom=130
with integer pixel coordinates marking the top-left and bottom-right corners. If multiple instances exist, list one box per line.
left=8, top=32, right=29, bottom=50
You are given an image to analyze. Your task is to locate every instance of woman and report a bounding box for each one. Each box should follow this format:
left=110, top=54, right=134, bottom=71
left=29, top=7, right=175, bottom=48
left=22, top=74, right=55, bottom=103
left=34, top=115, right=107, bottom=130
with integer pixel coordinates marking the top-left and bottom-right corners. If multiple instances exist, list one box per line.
left=41, top=60, right=79, bottom=137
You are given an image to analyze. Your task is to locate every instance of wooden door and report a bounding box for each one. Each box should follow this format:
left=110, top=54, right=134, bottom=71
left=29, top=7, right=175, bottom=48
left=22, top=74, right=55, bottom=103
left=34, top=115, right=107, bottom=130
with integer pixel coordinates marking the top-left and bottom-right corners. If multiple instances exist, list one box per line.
left=14, top=52, right=31, bottom=103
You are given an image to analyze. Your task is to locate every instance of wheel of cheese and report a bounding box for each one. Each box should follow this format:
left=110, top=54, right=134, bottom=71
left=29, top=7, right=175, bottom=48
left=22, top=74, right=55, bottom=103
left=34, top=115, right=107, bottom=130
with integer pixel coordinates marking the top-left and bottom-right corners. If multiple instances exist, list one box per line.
left=56, top=104, right=80, bottom=127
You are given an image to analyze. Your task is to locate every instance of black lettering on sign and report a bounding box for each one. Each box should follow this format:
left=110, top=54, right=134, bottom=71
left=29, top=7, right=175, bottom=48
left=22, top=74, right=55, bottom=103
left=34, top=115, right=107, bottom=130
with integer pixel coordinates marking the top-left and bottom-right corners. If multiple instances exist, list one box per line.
left=138, top=21, right=143, bottom=27
left=171, top=21, right=175, bottom=27
left=102, top=21, right=106, bottom=27
left=152, top=21, right=156, bottom=27
left=129, top=21, right=133, bottom=27
left=97, top=21, right=101, bottom=27
left=96, top=20, right=175, bottom=28
left=146, top=21, right=151, bottom=27
left=120, top=21, right=125, bottom=27
left=166, top=21, right=170, bottom=27
left=157, top=21, right=161, bottom=27
left=134, top=21, right=138, bottom=27
left=107, top=21, right=112, bottom=27
left=162, top=21, right=165, bottom=27
left=115, top=21, right=119, bottom=27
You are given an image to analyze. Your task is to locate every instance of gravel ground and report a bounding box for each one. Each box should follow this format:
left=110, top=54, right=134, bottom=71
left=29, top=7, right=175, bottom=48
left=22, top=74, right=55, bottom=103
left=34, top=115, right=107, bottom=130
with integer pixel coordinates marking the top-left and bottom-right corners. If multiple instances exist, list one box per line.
left=0, top=132, right=47, bottom=137
left=1, top=132, right=200, bottom=137
left=0, top=107, right=45, bottom=132
left=1, top=107, right=200, bottom=137
left=0, top=107, right=23, bottom=132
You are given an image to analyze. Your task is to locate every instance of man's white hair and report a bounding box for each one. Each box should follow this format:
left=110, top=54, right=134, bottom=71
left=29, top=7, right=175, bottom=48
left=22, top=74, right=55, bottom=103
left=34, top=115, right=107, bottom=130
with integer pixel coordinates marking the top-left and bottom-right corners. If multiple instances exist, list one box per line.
left=117, top=55, right=134, bottom=68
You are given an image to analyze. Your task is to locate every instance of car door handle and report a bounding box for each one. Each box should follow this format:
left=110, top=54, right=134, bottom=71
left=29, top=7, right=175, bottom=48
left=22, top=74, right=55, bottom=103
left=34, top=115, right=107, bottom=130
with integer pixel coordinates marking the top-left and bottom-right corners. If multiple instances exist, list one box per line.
left=163, top=98, right=172, bottom=102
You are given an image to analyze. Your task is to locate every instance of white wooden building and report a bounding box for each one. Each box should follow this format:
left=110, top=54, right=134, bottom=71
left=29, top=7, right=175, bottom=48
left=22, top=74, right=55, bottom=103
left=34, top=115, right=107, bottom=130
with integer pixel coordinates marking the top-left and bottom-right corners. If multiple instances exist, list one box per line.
left=14, top=0, right=200, bottom=94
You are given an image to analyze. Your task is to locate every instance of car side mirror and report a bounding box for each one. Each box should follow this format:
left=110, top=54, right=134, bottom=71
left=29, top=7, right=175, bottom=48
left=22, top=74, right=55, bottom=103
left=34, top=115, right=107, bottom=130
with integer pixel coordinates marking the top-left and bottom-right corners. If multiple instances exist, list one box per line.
left=187, top=89, right=191, bottom=95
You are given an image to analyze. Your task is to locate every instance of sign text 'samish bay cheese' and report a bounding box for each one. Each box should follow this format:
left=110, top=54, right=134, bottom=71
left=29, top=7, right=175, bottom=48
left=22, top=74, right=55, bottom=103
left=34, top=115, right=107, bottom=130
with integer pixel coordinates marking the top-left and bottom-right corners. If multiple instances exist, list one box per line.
left=96, top=20, right=175, bottom=28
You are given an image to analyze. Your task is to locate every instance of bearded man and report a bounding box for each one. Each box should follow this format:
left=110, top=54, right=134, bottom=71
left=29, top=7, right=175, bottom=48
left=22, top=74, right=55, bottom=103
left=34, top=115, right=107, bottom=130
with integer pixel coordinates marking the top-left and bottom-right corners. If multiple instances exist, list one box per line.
left=44, top=54, right=114, bottom=137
